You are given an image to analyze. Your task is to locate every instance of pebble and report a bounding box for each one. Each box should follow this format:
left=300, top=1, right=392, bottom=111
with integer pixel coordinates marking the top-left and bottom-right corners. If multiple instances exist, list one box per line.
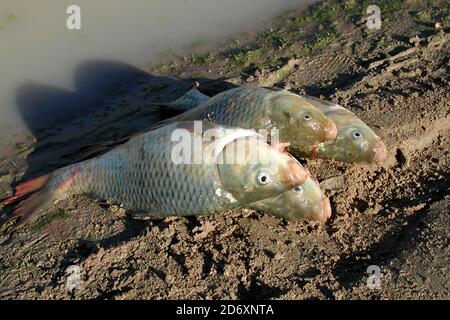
left=321, top=176, right=346, bottom=191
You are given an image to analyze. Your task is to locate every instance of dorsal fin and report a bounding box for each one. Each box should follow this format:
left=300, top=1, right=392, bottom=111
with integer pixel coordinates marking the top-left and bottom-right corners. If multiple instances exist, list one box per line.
left=148, top=82, right=210, bottom=112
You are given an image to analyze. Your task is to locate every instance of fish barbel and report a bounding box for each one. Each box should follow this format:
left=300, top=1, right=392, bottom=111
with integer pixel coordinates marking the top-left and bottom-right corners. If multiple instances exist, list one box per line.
left=4, top=121, right=308, bottom=223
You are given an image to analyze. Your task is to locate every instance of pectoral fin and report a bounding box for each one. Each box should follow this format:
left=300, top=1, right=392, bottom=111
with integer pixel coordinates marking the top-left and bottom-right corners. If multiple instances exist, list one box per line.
left=126, top=211, right=165, bottom=221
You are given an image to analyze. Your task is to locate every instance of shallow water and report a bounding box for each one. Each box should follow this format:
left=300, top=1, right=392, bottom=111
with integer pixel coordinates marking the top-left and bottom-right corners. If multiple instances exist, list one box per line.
left=0, top=0, right=319, bottom=157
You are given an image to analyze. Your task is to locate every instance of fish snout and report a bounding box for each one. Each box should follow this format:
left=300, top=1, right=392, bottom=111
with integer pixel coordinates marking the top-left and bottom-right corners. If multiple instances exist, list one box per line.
left=323, top=119, right=337, bottom=141
left=371, top=141, right=387, bottom=163
left=285, top=160, right=308, bottom=187
left=321, top=197, right=332, bottom=223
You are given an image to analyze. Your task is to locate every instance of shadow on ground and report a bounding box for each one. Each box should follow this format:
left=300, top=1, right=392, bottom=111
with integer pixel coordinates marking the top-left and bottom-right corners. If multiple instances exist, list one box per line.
left=15, top=59, right=236, bottom=181
left=0, top=59, right=236, bottom=225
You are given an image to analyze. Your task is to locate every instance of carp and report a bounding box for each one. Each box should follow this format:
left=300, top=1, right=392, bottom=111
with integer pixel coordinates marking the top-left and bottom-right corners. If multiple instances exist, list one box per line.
left=250, top=175, right=331, bottom=223
left=156, top=84, right=386, bottom=163
left=297, top=95, right=387, bottom=163
left=158, top=86, right=337, bottom=150
left=4, top=121, right=308, bottom=223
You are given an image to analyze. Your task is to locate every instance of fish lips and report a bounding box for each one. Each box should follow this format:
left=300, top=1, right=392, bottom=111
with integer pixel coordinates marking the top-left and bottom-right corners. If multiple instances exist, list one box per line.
left=371, top=140, right=388, bottom=163
left=284, top=159, right=308, bottom=187
left=304, top=195, right=332, bottom=223
left=323, top=118, right=338, bottom=142
left=320, top=197, right=332, bottom=222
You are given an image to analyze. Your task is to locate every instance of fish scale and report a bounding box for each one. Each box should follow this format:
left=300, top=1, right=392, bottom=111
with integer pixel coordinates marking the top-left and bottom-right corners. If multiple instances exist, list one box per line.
left=61, top=127, right=231, bottom=215
left=154, top=86, right=337, bottom=153
left=5, top=121, right=308, bottom=223
left=160, top=85, right=386, bottom=163
left=174, top=87, right=272, bottom=129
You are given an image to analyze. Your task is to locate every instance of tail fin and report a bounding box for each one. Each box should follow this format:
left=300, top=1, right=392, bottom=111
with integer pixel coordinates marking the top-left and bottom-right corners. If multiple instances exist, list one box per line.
left=2, top=174, right=52, bottom=224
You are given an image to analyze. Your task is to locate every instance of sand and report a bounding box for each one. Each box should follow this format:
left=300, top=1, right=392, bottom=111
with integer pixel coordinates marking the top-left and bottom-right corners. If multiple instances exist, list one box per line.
left=0, top=0, right=448, bottom=299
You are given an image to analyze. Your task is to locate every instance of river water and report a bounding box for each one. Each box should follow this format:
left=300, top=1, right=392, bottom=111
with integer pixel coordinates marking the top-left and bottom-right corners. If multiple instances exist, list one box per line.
left=0, top=0, right=319, bottom=156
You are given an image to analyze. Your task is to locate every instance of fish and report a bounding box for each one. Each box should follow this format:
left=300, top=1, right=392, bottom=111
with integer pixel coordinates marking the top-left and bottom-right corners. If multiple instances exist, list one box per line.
left=147, top=87, right=335, bottom=222
left=155, top=85, right=386, bottom=163
left=297, top=96, right=388, bottom=163
left=157, top=86, right=337, bottom=151
left=4, top=121, right=308, bottom=224
left=249, top=175, right=331, bottom=223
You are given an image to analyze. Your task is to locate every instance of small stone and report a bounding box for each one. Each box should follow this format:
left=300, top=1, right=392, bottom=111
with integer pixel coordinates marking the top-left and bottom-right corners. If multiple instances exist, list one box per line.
left=321, top=176, right=345, bottom=191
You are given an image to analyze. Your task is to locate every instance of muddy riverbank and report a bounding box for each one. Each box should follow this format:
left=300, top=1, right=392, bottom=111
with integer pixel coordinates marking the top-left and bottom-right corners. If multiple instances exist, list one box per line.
left=0, top=0, right=449, bottom=299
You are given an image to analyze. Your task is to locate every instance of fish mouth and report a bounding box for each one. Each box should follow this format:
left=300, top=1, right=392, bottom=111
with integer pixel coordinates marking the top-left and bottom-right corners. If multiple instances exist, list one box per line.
left=305, top=197, right=331, bottom=222
left=323, top=118, right=337, bottom=142
left=371, top=140, right=387, bottom=163
left=320, top=197, right=332, bottom=222
left=285, top=159, right=308, bottom=187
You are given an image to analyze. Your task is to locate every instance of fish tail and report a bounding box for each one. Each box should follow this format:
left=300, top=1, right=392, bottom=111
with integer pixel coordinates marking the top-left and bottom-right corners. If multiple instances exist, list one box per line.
left=3, top=161, right=94, bottom=225
left=3, top=174, right=53, bottom=224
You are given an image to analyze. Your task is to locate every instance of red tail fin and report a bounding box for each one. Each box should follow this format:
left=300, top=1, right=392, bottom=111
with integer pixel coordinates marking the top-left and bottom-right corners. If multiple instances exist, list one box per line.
left=2, top=174, right=52, bottom=224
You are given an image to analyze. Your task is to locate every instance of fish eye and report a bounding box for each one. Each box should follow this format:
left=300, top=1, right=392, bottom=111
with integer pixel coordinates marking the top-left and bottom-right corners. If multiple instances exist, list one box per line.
left=256, top=172, right=271, bottom=185
left=303, top=113, right=312, bottom=121
left=294, top=186, right=303, bottom=193
left=352, top=130, right=363, bottom=139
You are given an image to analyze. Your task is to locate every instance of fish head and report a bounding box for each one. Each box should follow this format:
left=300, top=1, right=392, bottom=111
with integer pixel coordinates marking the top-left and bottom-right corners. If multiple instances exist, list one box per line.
left=320, top=122, right=387, bottom=163
left=217, top=137, right=308, bottom=204
left=286, top=177, right=331, bottom=222
left=270, top=94, right=337, bottom=149
left=250, top=176, right=332, bottom=223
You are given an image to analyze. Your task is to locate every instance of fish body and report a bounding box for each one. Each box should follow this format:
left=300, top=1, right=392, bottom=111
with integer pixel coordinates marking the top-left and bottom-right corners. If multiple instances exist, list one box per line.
left=250, top=175, right=331, bottom=222
left=161, top=86, right=337, bottom=150
left=297, top=96, right=387, bottom=163
left=158, top=85, right=386, bottom=163
left=6, top=121, right=307, bottom=222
